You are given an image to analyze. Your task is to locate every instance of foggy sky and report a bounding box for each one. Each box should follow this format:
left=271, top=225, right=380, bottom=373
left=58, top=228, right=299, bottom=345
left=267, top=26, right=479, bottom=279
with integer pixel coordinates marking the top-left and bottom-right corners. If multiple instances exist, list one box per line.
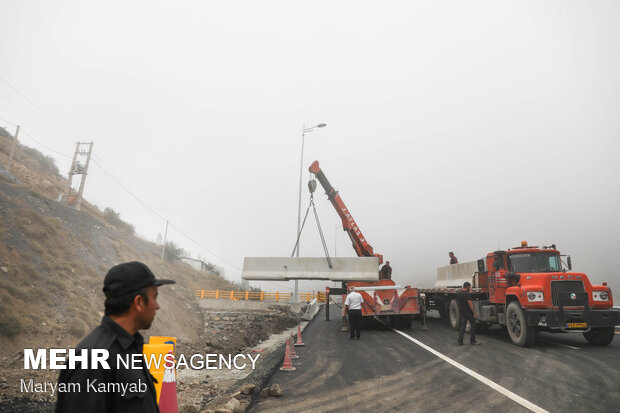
left=1, top=1, right=619, bottom=296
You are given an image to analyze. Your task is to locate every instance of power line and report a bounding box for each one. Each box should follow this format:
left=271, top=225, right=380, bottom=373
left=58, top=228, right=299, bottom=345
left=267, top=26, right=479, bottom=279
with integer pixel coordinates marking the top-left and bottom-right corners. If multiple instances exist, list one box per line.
left=168, top=221, right=242, bottom=271
left=0, top=118, right=74, bottom=160
left=0, top=116, right=17, bottom=127
left=2, top=108, right=243, bottom=275
left=91, top=155, right=242, bottom=271
left=90, top=156, right=168, bottom=222
left=0, top=90, right=73, bottom=144
left=20, top=129, right=73, bottom=160
left=3, top=89, right=265, bottom=281
left=0, top=73, right=75, bottom=138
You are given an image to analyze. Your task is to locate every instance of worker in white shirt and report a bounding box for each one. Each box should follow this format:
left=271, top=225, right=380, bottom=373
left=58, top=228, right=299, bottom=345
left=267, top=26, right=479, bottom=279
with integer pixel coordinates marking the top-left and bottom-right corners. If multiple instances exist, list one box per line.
left=344, top=286, right=364, bottom=340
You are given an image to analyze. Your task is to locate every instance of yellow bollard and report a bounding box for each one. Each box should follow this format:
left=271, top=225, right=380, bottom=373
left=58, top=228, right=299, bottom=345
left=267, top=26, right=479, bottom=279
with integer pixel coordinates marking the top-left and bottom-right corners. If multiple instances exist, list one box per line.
left=149, top=336, right=177, bottom=353
left=143, top=342, right=174, bottom=404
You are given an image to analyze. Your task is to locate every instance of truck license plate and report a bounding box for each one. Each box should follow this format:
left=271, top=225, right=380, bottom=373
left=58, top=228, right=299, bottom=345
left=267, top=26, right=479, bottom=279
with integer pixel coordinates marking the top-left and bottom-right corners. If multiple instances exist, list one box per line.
left=566, top=322, right=587, bottom=328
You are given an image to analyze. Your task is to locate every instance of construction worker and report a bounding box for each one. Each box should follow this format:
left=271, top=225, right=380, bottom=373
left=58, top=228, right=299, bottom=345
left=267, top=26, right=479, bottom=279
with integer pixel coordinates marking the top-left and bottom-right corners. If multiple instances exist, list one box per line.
left=56, top=262, right=175, bottom=413
left=344, top=286, right=363, bottom=340
left=449, top=252, right=458, bottom=265
left=379, top=261, right=392, bottom=280
left=457, top=282, right=479, bottom=346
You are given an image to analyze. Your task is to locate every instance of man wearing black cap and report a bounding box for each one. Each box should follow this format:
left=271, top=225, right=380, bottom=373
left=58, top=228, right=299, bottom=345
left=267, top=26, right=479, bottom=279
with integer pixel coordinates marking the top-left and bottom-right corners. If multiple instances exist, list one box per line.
left=56, top=261, right=175, bottom=413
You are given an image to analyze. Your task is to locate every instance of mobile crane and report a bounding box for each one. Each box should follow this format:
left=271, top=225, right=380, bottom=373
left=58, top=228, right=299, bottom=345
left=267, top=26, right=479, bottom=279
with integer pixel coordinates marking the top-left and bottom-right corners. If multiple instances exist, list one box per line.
left=309, top=160, right=424, bottom=329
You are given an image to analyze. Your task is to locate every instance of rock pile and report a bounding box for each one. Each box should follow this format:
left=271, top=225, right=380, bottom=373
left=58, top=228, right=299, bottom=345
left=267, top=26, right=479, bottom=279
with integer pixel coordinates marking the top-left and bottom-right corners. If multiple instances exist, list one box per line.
left=198, top=306, right=301, bottom=355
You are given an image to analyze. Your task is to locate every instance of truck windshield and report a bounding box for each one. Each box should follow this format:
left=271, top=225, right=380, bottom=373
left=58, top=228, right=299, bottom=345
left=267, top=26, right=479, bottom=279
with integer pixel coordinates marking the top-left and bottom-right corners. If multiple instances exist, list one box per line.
left=508, top=253, right=562, bottom=273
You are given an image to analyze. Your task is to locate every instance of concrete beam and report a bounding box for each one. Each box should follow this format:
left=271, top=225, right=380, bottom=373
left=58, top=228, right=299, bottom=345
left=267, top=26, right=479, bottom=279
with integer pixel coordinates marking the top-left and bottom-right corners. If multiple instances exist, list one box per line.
left=242, top=257, right=380, bottom=281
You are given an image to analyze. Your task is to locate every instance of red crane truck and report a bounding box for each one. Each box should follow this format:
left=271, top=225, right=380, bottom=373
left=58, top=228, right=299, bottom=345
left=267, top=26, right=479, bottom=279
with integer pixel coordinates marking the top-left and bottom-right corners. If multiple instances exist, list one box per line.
left=421, top=242, right=619, bottom=346
left=309, top=160, right=424, bottom=329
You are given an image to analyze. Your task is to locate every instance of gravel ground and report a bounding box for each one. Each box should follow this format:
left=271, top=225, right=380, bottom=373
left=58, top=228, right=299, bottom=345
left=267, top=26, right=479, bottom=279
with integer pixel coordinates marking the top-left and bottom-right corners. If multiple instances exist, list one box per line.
left=0, top=305, right=311, bottom=413
left=177, top=320, right=310, bottom=412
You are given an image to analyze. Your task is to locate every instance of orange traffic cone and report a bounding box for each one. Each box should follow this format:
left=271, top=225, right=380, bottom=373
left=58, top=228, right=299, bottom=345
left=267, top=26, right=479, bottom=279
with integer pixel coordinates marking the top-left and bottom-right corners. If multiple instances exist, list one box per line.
left=280, top=339, right=296, bottom=371
left=294, top=325, right=305, bottom=347
left=158, top=351, right=178, bottom=413
left=289, top=333, right=299, bottom=359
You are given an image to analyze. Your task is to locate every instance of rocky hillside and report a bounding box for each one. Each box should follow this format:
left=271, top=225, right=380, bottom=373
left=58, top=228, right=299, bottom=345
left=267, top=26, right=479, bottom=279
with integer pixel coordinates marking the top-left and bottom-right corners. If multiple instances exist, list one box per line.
left=0, top=127, right=239, bottom=353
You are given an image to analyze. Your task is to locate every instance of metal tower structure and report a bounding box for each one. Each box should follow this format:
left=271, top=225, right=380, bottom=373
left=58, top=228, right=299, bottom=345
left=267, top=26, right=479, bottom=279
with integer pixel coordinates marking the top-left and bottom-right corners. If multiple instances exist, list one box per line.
left=60, top=142, right=93, bottom=211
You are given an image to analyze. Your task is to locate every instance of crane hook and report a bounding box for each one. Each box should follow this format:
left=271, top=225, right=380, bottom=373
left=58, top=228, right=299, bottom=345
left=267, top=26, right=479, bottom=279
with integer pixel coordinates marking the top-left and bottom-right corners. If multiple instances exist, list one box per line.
left=308, top=178, right=317, bottom=194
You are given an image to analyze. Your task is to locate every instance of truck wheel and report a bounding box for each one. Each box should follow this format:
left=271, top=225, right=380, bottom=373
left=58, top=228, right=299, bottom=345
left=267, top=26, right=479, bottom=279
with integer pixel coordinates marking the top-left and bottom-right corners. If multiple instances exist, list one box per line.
left=583, top=327, right=615, bottom=345
left=506, top=302, right=535, bottom=347
left=449, top=299, right=460, bottom=330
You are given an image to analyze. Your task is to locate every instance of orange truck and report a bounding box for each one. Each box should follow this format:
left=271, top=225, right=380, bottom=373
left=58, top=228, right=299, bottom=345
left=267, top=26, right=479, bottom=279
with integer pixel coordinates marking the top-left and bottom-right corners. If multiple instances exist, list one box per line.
left=420, top=242, right=619, bottom=346
left=309, top=160, right=424, bottom=329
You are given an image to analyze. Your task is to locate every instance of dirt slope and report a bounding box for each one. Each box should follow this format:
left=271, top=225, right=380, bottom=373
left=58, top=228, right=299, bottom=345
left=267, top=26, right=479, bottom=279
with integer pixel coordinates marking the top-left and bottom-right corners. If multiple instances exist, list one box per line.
left=0, top=128, right=238, bottom=353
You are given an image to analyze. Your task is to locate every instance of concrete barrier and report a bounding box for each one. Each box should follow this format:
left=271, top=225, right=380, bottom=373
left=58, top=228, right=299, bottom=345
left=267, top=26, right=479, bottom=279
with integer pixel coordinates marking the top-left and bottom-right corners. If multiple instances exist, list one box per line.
left=242, top=257, right=380, bottom=281
left=302, top=299, right=319, bottom=321
left=435, top=261, right=479, bottom=288
left=198, top=299, right=291, bottom=311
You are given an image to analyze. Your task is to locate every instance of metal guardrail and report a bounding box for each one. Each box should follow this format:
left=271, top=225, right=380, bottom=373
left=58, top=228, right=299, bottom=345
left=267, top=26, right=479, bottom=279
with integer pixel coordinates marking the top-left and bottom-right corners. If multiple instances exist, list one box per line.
left=194, top=290, right=326, bottom=302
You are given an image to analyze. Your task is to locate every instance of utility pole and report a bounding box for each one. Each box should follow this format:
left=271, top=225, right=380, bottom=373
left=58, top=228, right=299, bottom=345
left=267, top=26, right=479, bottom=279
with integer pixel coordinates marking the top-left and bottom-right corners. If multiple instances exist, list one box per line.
left=60, top=142, right=93, bottom=211
left=7, top=125, right=20, bottom=173
left=161, top=220, right=169, bottom=261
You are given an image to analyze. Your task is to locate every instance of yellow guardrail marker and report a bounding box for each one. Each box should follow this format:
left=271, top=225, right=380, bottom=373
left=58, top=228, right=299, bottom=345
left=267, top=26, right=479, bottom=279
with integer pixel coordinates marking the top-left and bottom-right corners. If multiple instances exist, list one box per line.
left=143, top=343, right=173, bottom=403
left=194, top=290, right=325, bottom=301
left=145, top=336, right=177, bottom=403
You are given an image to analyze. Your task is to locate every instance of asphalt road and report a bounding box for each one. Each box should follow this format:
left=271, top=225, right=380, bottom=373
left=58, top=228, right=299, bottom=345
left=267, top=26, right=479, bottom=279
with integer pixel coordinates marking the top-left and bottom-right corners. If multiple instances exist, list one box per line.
left=250, top=307, right=620, bottom=413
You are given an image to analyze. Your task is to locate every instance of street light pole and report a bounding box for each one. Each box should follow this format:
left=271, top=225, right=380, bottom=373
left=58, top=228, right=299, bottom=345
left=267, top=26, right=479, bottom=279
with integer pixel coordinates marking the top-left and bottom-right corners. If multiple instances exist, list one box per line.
left=295, top=122, right=327, bottom=301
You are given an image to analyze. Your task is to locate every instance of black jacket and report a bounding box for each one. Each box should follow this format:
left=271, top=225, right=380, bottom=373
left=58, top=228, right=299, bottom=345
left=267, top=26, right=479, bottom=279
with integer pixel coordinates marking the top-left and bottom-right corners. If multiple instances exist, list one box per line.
left=55, top=317, right=159, bottom=413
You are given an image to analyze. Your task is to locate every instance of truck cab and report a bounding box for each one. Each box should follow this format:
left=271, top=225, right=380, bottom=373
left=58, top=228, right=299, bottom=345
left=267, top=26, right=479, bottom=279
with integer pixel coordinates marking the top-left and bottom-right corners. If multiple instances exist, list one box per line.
left=477, top=242, right=618, bottom=346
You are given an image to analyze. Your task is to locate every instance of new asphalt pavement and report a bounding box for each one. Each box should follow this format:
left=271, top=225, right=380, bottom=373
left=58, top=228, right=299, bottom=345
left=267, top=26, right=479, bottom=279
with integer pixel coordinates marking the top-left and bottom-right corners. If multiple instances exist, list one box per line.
left=250, top=306, right=620, bottom=413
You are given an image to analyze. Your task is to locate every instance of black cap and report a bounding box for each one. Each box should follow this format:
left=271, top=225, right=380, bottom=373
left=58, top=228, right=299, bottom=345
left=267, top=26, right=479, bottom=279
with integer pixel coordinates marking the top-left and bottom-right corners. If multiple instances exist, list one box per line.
left=103, top=261, right=175, bottom=299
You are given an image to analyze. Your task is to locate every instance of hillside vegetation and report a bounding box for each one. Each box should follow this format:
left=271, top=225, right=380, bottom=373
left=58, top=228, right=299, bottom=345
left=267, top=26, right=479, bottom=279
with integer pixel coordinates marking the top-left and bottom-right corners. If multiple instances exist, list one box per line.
left=0, top=128, right=238, bottom=352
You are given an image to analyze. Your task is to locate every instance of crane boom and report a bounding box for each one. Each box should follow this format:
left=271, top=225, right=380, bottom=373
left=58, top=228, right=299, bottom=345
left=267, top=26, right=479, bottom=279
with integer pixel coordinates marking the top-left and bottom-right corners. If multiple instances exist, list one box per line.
left=309, top=160, right=383, bottom=264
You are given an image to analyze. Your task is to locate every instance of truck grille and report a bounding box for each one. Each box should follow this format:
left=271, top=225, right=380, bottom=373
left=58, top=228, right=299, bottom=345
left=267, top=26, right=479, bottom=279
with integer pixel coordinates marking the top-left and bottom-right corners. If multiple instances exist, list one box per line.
left=551, top=280, right=585, bottom=307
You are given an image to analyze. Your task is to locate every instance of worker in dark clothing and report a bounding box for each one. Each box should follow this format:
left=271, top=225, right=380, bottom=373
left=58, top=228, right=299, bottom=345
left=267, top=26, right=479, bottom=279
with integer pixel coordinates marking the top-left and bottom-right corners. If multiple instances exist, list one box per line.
left=457, top=281, right=478, bottom=345
left=449, top=252, right=458, bottom=265
left=379, top=261, right=392, bottom=280
left=56, top=261, right=175, bottom=413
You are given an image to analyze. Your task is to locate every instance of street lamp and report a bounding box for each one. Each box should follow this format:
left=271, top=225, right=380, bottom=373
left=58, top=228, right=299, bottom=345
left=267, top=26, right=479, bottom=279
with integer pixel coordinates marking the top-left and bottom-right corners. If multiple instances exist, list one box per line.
left=295, top=122, right=327, bottom=301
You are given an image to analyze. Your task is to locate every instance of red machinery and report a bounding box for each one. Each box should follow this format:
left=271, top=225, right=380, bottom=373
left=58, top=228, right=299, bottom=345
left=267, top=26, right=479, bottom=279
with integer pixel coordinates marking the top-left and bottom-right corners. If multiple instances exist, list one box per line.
left=309, top=160, right=424, bottom=329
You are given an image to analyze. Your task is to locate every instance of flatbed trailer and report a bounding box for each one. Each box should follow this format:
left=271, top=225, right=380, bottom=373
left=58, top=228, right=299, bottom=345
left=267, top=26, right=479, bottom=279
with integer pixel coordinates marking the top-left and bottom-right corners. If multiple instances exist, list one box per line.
left=420, top=242, right=619, bottom=346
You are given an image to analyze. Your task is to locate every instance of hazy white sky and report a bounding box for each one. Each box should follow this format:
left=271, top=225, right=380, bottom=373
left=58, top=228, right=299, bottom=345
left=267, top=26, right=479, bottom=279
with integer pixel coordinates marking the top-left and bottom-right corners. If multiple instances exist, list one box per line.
left=1, top=1, right=619, bottom=294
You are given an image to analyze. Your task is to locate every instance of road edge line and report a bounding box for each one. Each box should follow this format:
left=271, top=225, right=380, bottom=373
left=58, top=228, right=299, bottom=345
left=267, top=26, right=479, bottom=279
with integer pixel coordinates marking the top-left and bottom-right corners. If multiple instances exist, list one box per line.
left=385, top=324, right=549, bottom=413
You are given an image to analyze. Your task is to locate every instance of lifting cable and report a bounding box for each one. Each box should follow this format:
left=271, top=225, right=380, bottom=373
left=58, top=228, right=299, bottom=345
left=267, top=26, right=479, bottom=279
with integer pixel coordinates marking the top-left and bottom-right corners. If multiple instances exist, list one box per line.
left=329, top=297, right=343, bottom=309
left=290, top=179, right=333, bottom=269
